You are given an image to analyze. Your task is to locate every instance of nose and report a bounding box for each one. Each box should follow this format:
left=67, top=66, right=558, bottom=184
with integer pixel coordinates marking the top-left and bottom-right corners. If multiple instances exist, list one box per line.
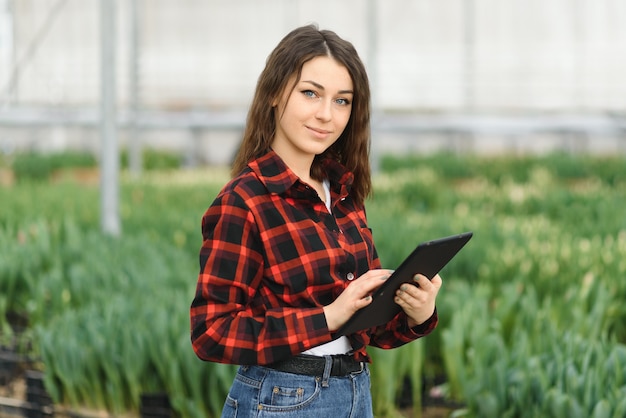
left=315, top=99, right=332, bottom=122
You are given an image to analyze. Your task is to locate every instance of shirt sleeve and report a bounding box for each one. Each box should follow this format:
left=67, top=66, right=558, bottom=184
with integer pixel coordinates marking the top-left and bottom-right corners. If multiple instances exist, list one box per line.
left=190, top=190, right=331, bottom=365
left=369, top=308, right=438, bottom=349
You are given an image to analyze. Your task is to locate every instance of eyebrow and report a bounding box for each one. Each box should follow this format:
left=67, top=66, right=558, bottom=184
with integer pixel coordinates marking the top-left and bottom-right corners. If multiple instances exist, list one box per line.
left=302, top=80, right=353, bottom=95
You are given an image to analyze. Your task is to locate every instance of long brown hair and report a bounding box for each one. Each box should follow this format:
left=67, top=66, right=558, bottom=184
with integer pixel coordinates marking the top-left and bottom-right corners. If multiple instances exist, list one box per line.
left=231, top=24, right=372, bottom=205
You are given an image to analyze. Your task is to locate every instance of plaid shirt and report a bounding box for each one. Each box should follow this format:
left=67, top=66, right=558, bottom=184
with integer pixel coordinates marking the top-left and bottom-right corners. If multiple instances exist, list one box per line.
left=190, top=150, right=437, bottom=365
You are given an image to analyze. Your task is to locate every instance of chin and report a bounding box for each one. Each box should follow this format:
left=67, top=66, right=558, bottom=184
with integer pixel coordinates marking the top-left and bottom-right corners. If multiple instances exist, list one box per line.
left=312, top=140, right=338, bottom=154
left=300, top=144, right=331, bottom=156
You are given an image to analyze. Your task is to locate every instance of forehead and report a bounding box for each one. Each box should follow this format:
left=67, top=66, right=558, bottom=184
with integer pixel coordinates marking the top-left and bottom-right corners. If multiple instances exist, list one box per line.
left=298, top=56, right=353, bottom=91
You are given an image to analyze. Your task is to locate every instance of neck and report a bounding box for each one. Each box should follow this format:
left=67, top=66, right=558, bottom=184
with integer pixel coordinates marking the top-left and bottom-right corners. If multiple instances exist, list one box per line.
left=272, top=147, right=315, bottom=182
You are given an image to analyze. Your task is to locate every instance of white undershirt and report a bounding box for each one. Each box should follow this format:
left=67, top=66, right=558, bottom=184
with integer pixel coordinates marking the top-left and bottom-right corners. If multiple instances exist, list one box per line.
left=302, top=179, right=353, bottom=356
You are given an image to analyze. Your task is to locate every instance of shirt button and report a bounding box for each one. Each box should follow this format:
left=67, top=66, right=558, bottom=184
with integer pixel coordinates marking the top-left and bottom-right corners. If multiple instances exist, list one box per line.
left=347, top=272, right=355, bottom=281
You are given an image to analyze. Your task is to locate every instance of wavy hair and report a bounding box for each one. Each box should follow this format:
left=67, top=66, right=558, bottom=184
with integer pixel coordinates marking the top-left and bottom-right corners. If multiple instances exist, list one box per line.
left=231, top=24, right=372, bottom=205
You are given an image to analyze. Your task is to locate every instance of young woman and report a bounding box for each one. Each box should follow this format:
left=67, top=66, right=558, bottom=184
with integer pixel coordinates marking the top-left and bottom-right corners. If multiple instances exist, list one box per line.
left=190, top=24, right=442, bottom=417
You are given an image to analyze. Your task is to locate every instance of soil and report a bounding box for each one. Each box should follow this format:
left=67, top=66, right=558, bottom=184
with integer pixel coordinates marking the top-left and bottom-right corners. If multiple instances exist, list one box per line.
left=0, top=377, right=25, bottom=400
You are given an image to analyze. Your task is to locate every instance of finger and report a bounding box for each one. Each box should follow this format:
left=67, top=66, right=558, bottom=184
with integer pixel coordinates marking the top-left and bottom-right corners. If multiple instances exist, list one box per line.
left=396, top=284, right=421, bottom=304
left=412, top=274, right=430, bottom=288
left=365, top=269, right=394, bottom=280
left=394, top=292, right=407, bottom=307
left=354, top=294, right=373, bottom=310
left=414, top=274, right=442, bottom=293
left=353, top=270, right=393, bottom=295
left=350, top=269, right=390, bottom=285
left=397, top=283, right=416, bottom=298
left=431, top=274, right=443, bottom=289
left=395, top=288, right=417, bottom=307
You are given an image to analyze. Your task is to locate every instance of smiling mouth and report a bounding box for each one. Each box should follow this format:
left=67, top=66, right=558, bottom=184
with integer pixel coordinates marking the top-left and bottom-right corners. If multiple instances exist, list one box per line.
left=307, top=126, right=332, bottom=137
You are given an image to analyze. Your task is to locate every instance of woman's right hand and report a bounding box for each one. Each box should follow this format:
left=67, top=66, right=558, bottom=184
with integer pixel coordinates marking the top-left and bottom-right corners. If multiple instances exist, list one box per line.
left=323, top=269, right=393, bottom=331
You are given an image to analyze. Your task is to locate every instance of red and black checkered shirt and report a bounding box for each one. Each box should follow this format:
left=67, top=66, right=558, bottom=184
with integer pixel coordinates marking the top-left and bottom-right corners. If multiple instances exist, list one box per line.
left=190, top=150, right=437, bottom=365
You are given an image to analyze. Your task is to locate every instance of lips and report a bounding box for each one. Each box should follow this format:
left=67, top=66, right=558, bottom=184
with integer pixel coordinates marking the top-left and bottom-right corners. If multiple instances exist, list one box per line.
left=306, top=126, right=332, bottom=139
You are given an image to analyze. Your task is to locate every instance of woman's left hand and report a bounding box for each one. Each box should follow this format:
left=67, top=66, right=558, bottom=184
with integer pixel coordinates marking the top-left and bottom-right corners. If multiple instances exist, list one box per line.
left=394, top=273, right=442, bottom=327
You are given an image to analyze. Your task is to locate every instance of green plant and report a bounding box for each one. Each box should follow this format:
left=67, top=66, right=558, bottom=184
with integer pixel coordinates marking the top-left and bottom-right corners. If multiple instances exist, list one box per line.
left=11, top=151, right=96, bottom=182
left=121, top=148, right=183, bottom=171
left=2, top=154, right=626, bottom=417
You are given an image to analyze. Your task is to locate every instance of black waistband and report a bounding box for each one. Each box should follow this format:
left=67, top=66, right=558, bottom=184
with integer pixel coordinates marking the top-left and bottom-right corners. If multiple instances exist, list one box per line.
left=265, top=354, right=365, bottom=377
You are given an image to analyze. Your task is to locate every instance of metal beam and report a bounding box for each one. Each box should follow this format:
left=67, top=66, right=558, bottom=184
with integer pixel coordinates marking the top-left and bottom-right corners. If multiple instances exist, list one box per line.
left=128, top=0, right=142, bottom=177
left=100, top=0, right=120, bottom=236
left=0, top=107, right=624, bottom=136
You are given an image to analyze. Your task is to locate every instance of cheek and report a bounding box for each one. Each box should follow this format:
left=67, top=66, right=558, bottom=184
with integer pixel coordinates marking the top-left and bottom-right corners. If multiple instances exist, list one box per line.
left=337, top=110, right=352, bottom=131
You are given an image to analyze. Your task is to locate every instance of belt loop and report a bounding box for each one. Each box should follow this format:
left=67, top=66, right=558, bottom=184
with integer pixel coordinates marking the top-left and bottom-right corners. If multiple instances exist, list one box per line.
left=321, top=355, right=332, bottom=387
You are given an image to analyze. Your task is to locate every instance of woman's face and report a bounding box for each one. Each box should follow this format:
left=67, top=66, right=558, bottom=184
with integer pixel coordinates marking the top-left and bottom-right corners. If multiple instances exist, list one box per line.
left=271, top=56, right=353, bottom=165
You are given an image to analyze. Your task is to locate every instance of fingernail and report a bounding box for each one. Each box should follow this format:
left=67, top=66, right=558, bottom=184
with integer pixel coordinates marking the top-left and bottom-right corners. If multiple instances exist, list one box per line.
left=400, top=285, right=407, bottom=291
left=413, top=274, right=420, bottom=281
left=366, top=295, right=372, bottom=301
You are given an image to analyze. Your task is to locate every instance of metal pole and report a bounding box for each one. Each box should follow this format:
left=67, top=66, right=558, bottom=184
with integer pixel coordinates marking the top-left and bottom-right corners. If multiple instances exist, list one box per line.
left=129, top=0, right=142, bottom=177
left=0, top=0, right=14, bottom=106
left=100, top=0, right=120, bottom=236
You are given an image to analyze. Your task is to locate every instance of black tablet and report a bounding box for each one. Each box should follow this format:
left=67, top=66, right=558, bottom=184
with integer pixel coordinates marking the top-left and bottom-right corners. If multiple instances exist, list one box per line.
left=334, top=231, right=473, bottom=337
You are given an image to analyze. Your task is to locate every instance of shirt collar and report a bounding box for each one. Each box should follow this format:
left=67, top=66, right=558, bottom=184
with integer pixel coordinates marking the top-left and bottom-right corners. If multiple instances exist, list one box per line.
left=249, top=150, right=354, bottom=201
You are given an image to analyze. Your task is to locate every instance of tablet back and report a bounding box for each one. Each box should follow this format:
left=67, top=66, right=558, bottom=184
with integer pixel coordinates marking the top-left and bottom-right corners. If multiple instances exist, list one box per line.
left=335, top=231, right=473, bottom=337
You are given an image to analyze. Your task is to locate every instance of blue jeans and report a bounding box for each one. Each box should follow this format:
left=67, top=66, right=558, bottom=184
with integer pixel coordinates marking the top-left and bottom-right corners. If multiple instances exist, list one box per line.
left=220, top=360, right=373, bottom=417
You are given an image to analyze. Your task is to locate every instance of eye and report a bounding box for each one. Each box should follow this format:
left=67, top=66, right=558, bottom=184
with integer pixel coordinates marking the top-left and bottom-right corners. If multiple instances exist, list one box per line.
left=302, top=90, right=318, bottom=98
left=335, top=98, right=351, bottom=106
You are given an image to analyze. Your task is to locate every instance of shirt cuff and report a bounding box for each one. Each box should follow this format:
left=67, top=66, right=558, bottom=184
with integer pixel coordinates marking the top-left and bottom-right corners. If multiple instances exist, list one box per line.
left=408, top=307, right=438, bottom=336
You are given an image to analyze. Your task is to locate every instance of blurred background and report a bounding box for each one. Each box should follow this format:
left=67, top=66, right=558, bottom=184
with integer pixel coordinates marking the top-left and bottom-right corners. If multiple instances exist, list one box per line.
left=1, top=0, right=626, bottom=166
left=1, top=2, right=626, bottom=417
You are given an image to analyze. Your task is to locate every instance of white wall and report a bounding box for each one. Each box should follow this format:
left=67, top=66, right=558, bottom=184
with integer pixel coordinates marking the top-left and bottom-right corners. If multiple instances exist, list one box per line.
left=4, top=0, right=626, bottom=112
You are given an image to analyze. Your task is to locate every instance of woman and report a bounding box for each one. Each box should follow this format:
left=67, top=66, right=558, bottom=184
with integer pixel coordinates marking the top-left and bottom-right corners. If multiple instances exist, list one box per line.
left=190, top=24, right=442, bottom=417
